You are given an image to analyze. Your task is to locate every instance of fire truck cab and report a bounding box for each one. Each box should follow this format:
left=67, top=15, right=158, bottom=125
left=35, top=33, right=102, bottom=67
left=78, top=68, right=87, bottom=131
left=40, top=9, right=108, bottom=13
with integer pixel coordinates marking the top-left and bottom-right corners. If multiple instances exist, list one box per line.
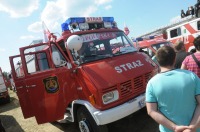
left=133, top=36, right=172, bottom=58
left=9, top=17, right=158, bottom=132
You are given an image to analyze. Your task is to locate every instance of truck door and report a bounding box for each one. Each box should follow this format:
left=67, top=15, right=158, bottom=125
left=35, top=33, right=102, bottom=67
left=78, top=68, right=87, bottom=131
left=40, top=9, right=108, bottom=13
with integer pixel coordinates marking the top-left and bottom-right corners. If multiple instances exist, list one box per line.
left=9, top=55, right=34, bottom=118
left=19, top=43, right=72, bottom=124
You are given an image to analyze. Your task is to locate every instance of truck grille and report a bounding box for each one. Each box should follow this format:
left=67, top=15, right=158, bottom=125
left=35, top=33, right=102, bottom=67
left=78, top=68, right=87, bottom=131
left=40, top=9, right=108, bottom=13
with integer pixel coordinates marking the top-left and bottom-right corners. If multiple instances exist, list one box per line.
left=144, top=72, right=152, bottom=83
left=102, top=72, right=153, bottom=99
left=120, top=80, right=132, bottom=98
left=133, top=75, right=144, bottom=93
left=119, top=72, right=152, bottom=99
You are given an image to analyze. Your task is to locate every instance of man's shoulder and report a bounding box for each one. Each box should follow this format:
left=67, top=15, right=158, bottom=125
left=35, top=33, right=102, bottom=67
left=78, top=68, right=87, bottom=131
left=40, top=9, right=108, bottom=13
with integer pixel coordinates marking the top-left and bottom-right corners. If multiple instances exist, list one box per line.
left=148, top=73, right=166, bottom=83
left=176, top=51, right=190, bottom=57
left=153, top=69, right=194, bottom=77
left=186, top=52, right=191, bottom=56
left=176, top=68, right=192, bottom=73
left=180, top=51, right=190, bottom=55
left=175, top=69, right=198, bottom=78
left=194, top=52, right=200, bottom=57
left=184, top=53, right=200, bottom=61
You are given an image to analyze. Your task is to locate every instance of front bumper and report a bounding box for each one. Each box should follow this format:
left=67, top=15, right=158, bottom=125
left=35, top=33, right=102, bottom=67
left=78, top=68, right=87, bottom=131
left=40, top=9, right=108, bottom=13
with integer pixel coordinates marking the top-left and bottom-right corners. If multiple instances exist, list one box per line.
left=75, top=93, right=146, bottom=125
left=93, top=93, right=145, bottom=125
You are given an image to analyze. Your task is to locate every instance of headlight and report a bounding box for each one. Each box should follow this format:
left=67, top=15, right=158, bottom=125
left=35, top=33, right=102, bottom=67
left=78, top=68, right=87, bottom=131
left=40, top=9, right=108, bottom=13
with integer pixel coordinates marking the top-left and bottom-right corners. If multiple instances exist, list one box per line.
left=102, top=90, right=119, bottom=104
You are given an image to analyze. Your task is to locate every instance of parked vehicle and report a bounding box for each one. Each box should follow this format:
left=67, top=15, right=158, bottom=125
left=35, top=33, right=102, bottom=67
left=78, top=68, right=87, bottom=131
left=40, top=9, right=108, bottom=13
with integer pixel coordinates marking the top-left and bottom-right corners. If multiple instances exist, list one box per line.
left=9, top=17, right=159, bottom=132
left=0, top=67, right=10, bottom=104
left=133, top=36, right=172, bottom=58
left=137, top=15, right=200, bottom=52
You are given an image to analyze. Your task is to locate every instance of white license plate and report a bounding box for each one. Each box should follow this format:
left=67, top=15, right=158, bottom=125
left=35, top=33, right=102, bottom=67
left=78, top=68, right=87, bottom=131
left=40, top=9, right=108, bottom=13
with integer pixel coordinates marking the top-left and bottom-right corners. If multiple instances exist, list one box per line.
left=138, top=98, right=145, bottom=108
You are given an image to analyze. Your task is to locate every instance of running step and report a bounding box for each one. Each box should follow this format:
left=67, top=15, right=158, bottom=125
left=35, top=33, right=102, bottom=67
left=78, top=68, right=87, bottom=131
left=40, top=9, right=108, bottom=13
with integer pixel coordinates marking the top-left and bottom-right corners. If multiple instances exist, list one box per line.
left=57, top=113, right=72, bottom=123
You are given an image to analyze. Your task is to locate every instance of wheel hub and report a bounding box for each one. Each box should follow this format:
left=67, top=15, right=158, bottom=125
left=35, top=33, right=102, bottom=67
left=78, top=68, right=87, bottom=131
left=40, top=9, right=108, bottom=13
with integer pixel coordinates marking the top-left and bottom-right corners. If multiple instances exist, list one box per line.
left=79, top=119, right=90, bottom=132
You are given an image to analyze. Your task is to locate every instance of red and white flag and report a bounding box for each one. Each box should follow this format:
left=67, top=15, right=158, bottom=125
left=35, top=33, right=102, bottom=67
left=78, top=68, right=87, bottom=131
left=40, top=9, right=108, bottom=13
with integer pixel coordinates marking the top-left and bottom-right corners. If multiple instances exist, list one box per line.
left=124, top=23, right=130, bottom=35
left=42, top=21, right=51, bottom=42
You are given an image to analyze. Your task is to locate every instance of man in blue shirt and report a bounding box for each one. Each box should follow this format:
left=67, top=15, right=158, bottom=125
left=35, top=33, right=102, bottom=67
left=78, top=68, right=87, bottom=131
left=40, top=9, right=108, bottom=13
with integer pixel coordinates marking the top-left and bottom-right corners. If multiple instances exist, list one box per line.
left=146, top=46, right=200, bottom=132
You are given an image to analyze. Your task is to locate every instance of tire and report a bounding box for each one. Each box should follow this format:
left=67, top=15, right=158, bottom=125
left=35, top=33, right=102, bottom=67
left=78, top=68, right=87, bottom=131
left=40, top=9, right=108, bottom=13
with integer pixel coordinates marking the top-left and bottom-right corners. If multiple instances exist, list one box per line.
left=0, top=119, right=5, bottom=132
left=5, top=94, right=10, bottom=103
left=77, top=106, right=108, bottom=132
left=0, top=94, right=10, bottom=104
left=6, top=95, right=10, bottom=103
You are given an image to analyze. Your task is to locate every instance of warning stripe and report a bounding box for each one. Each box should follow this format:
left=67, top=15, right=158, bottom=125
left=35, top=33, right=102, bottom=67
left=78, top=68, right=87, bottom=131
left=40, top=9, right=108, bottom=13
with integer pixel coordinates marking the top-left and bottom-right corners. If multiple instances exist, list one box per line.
left=184, top=23, right=197, bottom=34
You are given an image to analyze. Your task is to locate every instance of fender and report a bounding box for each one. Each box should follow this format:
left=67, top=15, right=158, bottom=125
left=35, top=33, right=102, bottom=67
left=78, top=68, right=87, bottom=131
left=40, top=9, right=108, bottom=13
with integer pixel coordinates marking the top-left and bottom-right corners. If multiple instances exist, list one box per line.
left=70, top=93, right=146, bottom=125
left=71, top=100, right=100, bottom=124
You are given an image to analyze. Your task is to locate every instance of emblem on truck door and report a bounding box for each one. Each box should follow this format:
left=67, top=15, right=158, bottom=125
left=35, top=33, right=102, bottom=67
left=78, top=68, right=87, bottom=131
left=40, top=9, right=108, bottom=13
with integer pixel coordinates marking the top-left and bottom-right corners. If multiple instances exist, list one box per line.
left=43, top=76, right=59, bottom=93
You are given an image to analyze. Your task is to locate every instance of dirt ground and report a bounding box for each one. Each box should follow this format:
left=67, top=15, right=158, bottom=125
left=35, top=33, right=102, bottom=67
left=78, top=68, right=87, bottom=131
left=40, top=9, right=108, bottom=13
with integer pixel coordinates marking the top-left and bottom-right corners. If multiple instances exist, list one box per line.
left=0, top=89, right=158, bottom=132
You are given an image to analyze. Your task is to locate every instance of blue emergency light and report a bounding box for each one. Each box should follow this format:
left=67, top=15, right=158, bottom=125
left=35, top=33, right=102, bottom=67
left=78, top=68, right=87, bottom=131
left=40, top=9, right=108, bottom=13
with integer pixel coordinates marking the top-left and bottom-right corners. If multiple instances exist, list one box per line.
left=149, top=36, right=154, bottom=39
left=61, top=17, right=115, bottom=32
left=136, top=37, right=143, bottom=41
left=134, top=35, right=155, bottom=42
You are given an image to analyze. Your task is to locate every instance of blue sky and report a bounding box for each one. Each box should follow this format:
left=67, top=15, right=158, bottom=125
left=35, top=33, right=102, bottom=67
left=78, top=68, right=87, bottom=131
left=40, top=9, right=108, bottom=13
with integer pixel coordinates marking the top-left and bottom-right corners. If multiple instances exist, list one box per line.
left=0, top=0, right=197, bottom=72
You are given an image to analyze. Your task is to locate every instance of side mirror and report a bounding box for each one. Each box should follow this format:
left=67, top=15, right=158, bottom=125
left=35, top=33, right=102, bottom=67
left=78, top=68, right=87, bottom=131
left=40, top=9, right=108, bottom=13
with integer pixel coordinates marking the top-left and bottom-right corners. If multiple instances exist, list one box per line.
left=52, top=52, right=61, bottom=66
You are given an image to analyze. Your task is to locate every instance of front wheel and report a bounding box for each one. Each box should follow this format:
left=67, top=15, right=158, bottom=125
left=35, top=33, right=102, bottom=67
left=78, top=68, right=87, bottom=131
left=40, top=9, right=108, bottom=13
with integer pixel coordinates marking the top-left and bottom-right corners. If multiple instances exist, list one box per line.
left=77, top=107, right=108, bottom=132
left=5, top=94, right=10, bottom=103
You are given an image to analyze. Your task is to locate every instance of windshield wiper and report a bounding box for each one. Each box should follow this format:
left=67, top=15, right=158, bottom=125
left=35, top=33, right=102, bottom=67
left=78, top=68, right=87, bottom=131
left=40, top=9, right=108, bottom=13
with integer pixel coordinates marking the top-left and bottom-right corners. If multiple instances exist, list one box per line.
left=113, top=50, right=123, bottom=56
left=84, top=54, right=97, bottom=58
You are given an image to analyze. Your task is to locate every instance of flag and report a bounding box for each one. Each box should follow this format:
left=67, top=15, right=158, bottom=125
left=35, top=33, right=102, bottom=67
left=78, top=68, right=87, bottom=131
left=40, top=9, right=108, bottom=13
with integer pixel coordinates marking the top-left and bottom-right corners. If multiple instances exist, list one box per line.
left=42, top=21, right=51, bottom=43
left=124, top=23, right=130, bottom=35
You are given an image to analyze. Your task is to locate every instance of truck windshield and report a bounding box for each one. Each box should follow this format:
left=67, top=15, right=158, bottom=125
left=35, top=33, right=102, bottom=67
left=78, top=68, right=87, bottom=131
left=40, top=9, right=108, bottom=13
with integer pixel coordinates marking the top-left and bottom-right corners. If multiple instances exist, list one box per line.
left=151, top=42, right=172, bottom=51
left=77, top=31, right=136, bottom=63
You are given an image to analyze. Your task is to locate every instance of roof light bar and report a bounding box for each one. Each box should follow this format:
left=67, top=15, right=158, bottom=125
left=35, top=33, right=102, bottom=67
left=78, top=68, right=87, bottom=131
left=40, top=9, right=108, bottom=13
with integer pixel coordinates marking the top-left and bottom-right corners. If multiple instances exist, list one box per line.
left=61, top=17, right=115, bottom=32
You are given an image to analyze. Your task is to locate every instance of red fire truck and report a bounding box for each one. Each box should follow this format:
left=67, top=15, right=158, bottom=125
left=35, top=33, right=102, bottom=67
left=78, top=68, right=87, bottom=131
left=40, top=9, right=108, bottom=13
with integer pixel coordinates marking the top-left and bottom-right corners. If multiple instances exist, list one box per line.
left=0, top=67, right=10, bottom=104
left=133, top=36, right=172, bottom=58
left=137, top=16, right=200, bottom=52
left=9, top=17, right=158, bottom=132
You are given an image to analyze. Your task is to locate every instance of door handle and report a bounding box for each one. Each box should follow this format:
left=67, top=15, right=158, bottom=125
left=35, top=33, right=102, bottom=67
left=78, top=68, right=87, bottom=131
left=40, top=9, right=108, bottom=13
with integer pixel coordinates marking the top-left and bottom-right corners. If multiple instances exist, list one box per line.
left=26, top=85, right=36, bottom=88
left=16, top=86, right=23, bottom=89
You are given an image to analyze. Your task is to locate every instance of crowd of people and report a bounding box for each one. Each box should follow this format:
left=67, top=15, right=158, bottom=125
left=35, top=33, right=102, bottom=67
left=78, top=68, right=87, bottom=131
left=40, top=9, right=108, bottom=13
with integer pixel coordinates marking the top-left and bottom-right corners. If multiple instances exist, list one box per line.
left=181, top=36, right=200, bottom=77
left=145, top=36, right=200, bottom=132
left=181, top=6, right=195, bottom=18
left=181, top=0, right=200, bottom=18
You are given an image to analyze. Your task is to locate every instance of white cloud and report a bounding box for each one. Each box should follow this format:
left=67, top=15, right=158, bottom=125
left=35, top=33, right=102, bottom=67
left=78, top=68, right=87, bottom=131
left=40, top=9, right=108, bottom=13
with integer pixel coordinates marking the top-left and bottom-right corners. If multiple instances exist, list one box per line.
left=40, top=0, right=100, bottom=32
left=82, top=6, right=98, bottom=17
left=169, top=16, right=181, bottom=24
left=0, top=48, right=6, bottom=52
left=28, top=0, right=112, bottom=33
left=28, top=21, right=43, bottom=33
left=95, top=0, right=112, bottom=5
left=0, top=0, right=39, bottom=18
left=20, top=35, right=35, bottom=40
left=105, top=5, right=112, bottom=10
